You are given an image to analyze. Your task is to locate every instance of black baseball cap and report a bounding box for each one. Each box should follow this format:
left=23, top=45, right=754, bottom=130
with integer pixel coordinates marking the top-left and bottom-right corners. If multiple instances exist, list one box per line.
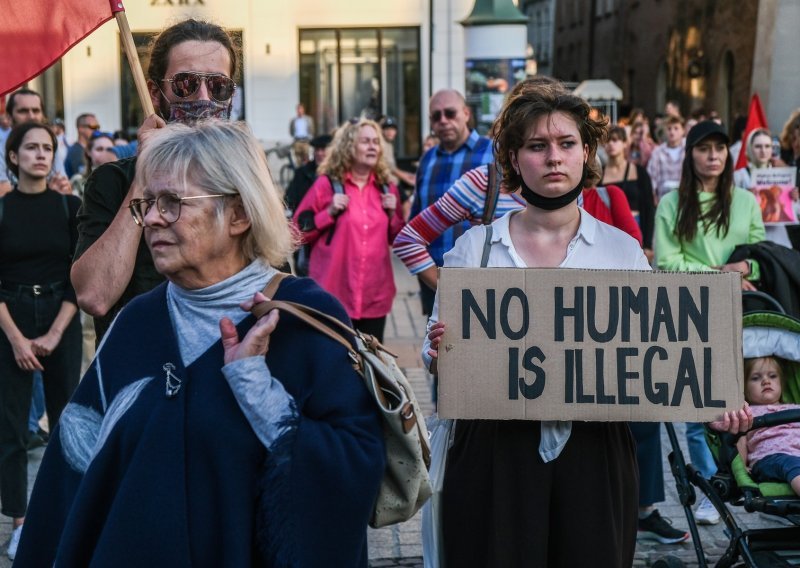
left=686, top=120, right=730, bottom=148
left=309, top=134, right=333, bottom=148
left=381, top=116, right=398, bottom=129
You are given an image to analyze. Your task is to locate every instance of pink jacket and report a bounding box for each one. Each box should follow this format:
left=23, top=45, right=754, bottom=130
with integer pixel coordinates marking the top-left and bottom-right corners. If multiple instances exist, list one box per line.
left=294, top=172, right=405, bottom=319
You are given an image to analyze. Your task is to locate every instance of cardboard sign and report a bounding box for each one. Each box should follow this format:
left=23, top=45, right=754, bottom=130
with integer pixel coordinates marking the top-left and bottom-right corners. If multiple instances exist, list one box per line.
left=437, top=269, right=744, bottom=422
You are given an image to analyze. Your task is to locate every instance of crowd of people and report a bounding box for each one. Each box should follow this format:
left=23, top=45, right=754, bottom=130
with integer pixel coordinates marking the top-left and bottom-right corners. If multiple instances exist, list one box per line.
left=1, top=14, right=799, bottom=567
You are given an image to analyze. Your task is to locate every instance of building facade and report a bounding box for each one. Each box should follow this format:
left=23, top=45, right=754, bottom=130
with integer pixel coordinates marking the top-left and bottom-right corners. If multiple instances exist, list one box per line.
left=24, top=0, right=491, bottom=161
left=547, top=0, right=798, bottom=133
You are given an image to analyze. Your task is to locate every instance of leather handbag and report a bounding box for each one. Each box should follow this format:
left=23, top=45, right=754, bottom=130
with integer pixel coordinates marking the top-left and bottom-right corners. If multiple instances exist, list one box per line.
left=257, top=274, right=432, bottom=528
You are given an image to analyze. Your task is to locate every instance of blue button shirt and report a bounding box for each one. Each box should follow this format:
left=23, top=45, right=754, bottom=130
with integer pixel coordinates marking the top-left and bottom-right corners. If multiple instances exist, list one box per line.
left=411, top=130, right=494, bottom=266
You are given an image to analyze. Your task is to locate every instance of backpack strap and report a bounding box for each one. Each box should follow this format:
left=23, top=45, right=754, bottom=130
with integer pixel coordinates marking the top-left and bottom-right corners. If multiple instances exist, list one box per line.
left=480, top=225, right=493, bottom=268
left=481, top=163, right=501, bottom=225
left=325, top=175, right=345, bottom=245
left=596, top=186, right=611, bottom=210
left=61, top=193, right=69, bottom=220
left=0, top=197, right=4, bottom=226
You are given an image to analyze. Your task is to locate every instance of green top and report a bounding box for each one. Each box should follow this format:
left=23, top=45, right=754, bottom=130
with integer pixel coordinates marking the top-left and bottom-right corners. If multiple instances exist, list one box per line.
left=655, top=186, right=766, bottom=278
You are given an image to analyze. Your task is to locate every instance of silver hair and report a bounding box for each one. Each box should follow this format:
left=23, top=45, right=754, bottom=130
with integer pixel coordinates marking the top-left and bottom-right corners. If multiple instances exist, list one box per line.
left=135, top=120, right=296, bottom=266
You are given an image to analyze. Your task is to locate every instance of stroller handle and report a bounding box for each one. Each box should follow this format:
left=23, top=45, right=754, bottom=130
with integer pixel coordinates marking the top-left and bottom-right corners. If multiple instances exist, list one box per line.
left=751, top=408, right=800, bottom=431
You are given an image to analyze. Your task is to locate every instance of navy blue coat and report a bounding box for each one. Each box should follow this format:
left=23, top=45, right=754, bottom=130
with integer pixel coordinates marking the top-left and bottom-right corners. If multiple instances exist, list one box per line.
left=15, top=277, right=385, bottom=567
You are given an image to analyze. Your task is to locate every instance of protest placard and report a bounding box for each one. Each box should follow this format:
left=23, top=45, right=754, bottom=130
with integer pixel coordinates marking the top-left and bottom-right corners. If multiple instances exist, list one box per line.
left=752, top=167, right=797, bottom=224
left=437, top=268, right=744, bottom=422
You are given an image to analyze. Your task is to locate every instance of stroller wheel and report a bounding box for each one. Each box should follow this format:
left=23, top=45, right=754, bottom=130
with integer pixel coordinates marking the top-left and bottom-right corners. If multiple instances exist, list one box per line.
left=651, top=555, right=687, bottom=568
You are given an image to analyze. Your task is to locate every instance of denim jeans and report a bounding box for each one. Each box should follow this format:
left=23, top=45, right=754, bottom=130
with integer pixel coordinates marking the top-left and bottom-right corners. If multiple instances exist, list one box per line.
left=0, top=286, right=81, bottom=517
left=28, top=371, right=44, bottom=433
left=686, top=422, right=717, bottom=480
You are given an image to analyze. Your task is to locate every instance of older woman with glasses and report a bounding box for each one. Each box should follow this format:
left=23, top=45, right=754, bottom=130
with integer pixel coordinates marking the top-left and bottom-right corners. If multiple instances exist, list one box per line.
left=15, top=121, right=385, bottom=566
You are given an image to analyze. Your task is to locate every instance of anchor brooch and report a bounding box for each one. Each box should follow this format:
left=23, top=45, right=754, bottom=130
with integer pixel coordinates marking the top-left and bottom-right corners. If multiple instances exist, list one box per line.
left=163, top=363, right=182, bottom=398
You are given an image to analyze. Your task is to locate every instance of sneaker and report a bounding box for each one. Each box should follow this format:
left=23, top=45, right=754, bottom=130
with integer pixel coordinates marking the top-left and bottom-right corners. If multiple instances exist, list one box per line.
left=7, top=524, right=22, bottom=560
left=638, top=510, right=690, bottom=544
left=695, top=496, right=721, bottom=525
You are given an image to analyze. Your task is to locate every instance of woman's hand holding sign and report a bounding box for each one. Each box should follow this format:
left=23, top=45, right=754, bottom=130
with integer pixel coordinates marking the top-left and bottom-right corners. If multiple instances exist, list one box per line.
left=427, top=321, right=445, bottom=359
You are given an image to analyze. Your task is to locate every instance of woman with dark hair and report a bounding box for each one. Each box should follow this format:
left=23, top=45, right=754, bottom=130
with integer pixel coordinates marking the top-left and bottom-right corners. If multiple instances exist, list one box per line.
left=424, top=78, right=650, bottom=566
left=655, top=120, right=765, bottom=290
left=0, top=122, right=82, bottom=559
left=602, top=125, right=656, bottom=259
left=655, top=120, right=765, bottom=524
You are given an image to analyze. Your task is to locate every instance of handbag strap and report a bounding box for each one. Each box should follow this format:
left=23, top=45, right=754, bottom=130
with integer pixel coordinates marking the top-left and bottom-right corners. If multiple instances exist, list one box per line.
left=481, top=163, right=502, bottom=225
left=263, top=271, right=290, bottom=299
left=480, top=225, right=494, bottom=268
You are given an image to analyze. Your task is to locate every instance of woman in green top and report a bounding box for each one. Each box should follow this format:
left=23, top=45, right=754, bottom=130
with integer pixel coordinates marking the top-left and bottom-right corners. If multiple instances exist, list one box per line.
left=654, top=120, right=766, bottom=521
left=655, top=120, right=765, bottom=291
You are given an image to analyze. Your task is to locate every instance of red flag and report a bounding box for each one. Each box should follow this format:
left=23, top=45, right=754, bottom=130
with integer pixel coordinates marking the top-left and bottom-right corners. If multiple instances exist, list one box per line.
left=735, top=93, right=769, bottom=170
left=0, top=0, right=125, bottom=97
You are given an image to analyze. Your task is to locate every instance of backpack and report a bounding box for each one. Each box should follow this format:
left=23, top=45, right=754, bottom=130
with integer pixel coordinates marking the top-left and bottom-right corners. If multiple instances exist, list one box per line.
left=256, top=274, right=432, bottom=528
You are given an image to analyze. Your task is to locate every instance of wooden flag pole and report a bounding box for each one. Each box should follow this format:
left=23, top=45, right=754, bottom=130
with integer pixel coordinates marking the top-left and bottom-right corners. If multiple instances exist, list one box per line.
left=115, top=10, right=155, bottom=117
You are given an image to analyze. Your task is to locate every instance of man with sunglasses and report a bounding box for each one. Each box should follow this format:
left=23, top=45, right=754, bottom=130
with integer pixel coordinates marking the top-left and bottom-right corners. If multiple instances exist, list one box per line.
left=408, top=89, right=493, bottom=316
left=65, top=113, right=99, bottom=178
left=71, top=19, right=239, bottom=342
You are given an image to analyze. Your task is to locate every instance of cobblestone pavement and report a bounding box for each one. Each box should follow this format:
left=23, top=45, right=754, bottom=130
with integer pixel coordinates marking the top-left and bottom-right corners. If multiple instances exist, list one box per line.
left=0, top=258, right=789, bottom=567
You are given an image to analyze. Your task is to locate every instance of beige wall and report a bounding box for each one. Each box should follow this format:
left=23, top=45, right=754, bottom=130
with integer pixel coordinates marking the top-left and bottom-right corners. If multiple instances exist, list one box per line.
left=55, top=0, right=480, bottom=147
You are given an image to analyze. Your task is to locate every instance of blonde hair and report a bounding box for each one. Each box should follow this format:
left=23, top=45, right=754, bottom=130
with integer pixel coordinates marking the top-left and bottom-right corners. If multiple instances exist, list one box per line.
left=135, top=120, right=296, bottom=266
left=318, top=118, right=392, bottom=185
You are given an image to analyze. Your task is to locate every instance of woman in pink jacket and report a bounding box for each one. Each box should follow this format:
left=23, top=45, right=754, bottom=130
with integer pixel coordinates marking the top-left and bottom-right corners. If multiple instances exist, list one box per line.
left=294, top=118, right=405, bottom=342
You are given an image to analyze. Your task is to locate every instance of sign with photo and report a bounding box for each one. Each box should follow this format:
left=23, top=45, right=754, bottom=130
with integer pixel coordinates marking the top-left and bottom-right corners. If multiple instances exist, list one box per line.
left=751, top=167, right=798, bottom=225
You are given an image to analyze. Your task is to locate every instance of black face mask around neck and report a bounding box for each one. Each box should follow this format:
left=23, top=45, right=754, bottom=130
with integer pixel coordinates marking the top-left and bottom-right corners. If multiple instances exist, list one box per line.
left=517, top=163, right=587, bottom=211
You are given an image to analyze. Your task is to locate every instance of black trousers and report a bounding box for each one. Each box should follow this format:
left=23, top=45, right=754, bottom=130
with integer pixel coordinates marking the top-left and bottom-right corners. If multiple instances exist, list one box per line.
left=442, top=420, right=638, bottom=567
left=0, top=288, right=81, bottom=517
left=352, top=316, right=386, bottom=344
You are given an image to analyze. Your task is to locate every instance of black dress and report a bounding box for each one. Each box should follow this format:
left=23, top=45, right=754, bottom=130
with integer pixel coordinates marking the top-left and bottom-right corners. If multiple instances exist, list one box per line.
left=605, top=162, right=656, bottom=249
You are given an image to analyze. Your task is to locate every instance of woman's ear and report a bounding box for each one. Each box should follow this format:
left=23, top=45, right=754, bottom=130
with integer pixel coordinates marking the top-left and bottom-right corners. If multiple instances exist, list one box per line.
left=227, top=196, right=252, bottom=237
left=509, top=151, right=519, bottom=175
left=583, top=144, right=589, bottom=163
left=8, top=151, right=17, bottom=167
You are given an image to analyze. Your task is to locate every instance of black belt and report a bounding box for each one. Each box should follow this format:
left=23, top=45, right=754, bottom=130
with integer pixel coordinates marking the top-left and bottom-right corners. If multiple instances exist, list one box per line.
left=0, top=281, right=66, bottom=297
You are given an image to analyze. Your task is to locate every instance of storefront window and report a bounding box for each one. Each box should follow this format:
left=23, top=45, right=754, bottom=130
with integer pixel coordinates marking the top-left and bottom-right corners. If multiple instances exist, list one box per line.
left=120, top=31, right=244, bottom=137
left=299, top=27, right=420, bottom=159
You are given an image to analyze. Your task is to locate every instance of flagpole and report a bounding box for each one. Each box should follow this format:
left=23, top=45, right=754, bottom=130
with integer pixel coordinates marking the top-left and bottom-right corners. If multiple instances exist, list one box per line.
left=114, top=8, right=155, bottom=117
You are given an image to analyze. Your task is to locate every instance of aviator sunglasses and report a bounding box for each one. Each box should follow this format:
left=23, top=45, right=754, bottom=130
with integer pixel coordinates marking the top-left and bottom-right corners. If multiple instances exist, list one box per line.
left=161, top=72, right=236, bottom=103
left=430, top=108, right=458, bottom=123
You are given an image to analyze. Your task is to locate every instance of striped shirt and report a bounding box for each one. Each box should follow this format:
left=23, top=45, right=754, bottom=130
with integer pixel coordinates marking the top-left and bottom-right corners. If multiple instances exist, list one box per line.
left=647, top=142, right=685, bottom=199
left=410, top=130, right=494, bottom=266
left=395, top=165, right=525, bottom=274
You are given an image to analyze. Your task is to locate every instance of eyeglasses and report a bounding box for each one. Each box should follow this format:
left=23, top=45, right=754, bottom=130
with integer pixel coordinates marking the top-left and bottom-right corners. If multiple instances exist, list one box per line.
left=161, top=72, right=236, bottom=103
left=128, top=193, right=228, bottom=226
left=81, top=123, right=100, bottom=130
left=430, top=108, right=459, bottom=123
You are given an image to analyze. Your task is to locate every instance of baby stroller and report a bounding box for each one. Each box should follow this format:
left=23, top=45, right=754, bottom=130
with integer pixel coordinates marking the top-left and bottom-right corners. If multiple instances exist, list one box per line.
left=655, top=294, right=800, bottom=568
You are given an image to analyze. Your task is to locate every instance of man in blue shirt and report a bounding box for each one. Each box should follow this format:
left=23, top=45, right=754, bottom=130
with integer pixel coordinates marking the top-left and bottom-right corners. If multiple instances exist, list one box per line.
left=410, top=89, right=493, bottom=315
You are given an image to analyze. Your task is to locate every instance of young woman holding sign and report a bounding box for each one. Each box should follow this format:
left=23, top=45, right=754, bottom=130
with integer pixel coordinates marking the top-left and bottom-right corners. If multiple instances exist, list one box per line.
left=423, top=79, right=750, bottom=567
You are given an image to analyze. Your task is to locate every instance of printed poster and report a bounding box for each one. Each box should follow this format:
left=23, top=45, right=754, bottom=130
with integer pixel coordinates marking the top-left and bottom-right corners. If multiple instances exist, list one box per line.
left=751, top=167, right=798, bottom=224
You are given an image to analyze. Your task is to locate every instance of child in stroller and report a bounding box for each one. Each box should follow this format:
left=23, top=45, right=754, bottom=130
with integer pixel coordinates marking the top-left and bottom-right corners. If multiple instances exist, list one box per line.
left=739, top=356, right=800, bottom=496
